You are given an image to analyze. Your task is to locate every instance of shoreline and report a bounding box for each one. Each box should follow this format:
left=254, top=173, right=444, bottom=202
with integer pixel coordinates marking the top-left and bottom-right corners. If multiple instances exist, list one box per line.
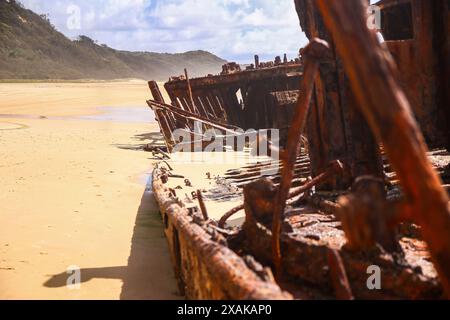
left=0, top=81, right=159, bottom=117
left=0, top=81, right=180, bottom=300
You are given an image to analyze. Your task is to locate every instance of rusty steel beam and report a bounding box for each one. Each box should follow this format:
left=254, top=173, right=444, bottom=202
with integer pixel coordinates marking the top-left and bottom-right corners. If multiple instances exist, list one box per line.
left=147, top=99, right=241, bottom=134
left=315, top=0, right=450, bottom=297
left=272, top=38, right=332, bottom=278
left=242, top=206, right=442, bottom=299
left=184, top=68, right=196, bottom=111
left=165, top=64, right=302, bottom=90
left=218, top=204, right=245, bottom=229
left=209, top=91, right=226, bottom=120
left=196, top=190, right=209, bottom=221
left=152, top=167, right=292, bottom=300
left=148, top=81, right=175, bottom=151
left=288, top=160, right=343, bottom=199
left=226, top=163, right=311, bottom=182
left=327, top=249, right=354, bottom=300
left=193, top=93, right=213, bottom=121
left=218, top=160, right=342, bottom=229
left=148, top=80, right=166, bottom=104
left=203, top=95, right=219, bottom=119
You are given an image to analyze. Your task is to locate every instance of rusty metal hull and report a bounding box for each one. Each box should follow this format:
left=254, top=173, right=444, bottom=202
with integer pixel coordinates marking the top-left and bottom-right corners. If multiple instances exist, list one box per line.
left=152, top=166, right=291, bottom=300
left=146, top=0, right=450, bottom=300
left=150, top=149, right=447, bottom=299
left=148, top=61, right=303, bottom=152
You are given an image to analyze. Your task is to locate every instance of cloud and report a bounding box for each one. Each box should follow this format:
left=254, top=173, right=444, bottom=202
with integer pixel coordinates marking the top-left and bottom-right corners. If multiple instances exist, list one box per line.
left=19, top=0, right=308, bottom=62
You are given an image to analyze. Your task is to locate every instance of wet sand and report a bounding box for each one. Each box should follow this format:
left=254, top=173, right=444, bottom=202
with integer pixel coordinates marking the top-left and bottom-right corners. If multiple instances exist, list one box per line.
left=0, top=81, right=180, bottom=299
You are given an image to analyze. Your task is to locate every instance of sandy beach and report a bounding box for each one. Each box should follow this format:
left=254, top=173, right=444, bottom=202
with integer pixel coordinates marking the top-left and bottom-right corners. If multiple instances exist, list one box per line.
left=0, top=81, right=180, bottom=299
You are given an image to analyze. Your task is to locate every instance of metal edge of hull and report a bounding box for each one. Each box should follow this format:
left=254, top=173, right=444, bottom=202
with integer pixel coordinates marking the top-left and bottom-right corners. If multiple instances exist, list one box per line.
left=151, top=166, right=292, bottom=300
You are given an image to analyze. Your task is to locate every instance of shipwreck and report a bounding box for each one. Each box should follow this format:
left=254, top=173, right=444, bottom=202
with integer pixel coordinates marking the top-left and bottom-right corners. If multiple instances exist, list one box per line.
left=146, top=0, right=450, bottom=300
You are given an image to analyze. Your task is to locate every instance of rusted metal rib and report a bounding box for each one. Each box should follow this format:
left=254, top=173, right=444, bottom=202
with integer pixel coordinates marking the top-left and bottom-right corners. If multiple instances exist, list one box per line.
left=327, top=249, right=354, bottom=300
left=196, top=189, right=209, bottom=221
left=184, top=68, right=197, bottom=113
left=218, top=160, right=342, bottom=229
left=316, top=0, right=450, bottom=297
left=147, top=99, right=241, bottom=134
left=272, top=38, right=332, bottom=278
left=148, top=81, right=176, bottom=151
left=219, top=204, right=245, bottom=229
left=152, top=167, right=292, bottom=300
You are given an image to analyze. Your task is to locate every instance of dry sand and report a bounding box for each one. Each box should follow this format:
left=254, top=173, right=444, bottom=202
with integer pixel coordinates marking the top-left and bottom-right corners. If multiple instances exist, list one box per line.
left=0, top=81, right=181, bottom=299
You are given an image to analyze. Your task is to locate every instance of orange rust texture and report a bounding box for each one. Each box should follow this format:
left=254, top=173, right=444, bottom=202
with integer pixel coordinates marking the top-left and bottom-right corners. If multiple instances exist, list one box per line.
left=378, top=0, right=450, bottom=149
left=272, top=39, right=331, bottom=278
left=163, top=65, right=302, bottom=133
left=241, top=200, right=441, bottom=299
left=148, top=81, right=176, bottom=151
left=294, top=0, right=383, bottom=191
left=152, top=168, right=292, bottom=300
left=314, top=0, right=450, bottom=297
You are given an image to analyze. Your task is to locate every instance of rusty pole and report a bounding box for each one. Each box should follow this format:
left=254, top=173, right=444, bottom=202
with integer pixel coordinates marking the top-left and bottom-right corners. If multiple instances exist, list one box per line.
left=196, top=190, right=209, bottom=221
left=254, top=55, right=260, bottom=69
left=148, top=81, right=175, bottom=151
left=316, top=0, right=450, bottom=297
left=184, top=68, right=196, bottom=112
left=147, top=99, right=240, bottom=134
left=327, top=249, right=354, bottom=300
left=269, top=39, right=331, bottom=278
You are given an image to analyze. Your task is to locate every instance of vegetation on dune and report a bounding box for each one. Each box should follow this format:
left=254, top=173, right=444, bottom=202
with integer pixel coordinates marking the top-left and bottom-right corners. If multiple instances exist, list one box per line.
left=0, top=0, right=227, bottom=80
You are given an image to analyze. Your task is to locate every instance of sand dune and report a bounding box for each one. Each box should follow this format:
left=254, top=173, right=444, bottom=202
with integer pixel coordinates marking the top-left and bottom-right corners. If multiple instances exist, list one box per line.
left=0, top=81, right=180, bottom=300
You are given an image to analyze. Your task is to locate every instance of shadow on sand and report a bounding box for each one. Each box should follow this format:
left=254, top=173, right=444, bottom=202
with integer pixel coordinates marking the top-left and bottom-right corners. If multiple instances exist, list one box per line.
left=43, top=186, right=181, bottom=300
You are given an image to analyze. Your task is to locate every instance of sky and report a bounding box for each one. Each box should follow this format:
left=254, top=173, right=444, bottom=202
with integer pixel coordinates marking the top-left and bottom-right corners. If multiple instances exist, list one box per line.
left=19, top=0, right=309, bottom=63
